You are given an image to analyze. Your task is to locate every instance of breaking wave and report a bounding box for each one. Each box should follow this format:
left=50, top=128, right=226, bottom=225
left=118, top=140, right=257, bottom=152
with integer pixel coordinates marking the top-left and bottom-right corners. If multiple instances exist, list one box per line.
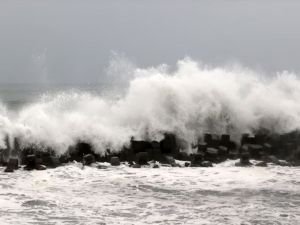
left=1, top=58, right=300, bottom=155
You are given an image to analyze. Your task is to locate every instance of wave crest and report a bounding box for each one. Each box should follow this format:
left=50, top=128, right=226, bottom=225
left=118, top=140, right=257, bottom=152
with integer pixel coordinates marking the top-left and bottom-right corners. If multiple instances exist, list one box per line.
left=1, top=59, right=300, bottom=154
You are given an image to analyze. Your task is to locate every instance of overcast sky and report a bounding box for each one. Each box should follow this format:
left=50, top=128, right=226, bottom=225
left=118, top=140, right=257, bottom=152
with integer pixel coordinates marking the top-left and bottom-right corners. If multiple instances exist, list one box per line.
left=0, top=0, right=300, bottom=84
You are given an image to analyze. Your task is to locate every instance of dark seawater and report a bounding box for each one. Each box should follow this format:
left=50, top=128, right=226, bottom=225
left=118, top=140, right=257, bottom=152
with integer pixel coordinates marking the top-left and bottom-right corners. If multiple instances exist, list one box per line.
left=0, top=83, right=105, bottom=110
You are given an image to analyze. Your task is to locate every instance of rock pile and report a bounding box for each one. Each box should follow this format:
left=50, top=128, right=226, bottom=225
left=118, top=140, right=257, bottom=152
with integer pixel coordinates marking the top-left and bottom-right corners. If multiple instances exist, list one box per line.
left=1, top=131, right=300, bottom=172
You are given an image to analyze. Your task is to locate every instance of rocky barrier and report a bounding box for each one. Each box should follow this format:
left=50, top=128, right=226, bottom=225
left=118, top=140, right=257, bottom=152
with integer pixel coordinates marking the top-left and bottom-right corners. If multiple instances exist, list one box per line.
left=1, top=131, right=300, bottom=172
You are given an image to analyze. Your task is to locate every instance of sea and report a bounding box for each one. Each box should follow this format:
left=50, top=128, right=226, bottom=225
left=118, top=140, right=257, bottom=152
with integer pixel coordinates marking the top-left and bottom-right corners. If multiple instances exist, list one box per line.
left=0, top=161, right=299, bottom=225
left=0, top=61, right=300, bottom=224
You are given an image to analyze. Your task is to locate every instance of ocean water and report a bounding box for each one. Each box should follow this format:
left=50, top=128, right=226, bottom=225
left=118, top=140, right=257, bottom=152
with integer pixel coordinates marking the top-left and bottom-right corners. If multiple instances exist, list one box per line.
left=0, top=60, right=300, bottom=224
left=1, top=60, right=300, bottom=155
left=0, top=83, right=104, bottom=110
left=0, top=161, right=299, bottom=225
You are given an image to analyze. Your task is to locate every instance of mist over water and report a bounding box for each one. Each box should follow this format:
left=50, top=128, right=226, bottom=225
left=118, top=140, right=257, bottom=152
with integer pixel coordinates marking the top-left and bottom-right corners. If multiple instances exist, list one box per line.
left=0, top=58, right=300, bottom=155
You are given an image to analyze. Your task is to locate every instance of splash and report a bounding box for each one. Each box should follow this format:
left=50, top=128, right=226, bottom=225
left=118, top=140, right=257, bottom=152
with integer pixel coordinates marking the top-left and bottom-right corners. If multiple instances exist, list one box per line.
left=1, top=58, right=300, bottom=155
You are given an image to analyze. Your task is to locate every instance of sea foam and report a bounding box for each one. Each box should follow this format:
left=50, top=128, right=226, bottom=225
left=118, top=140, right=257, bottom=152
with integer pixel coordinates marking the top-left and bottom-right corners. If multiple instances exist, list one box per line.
left=1, top=58, right=300, bottom=155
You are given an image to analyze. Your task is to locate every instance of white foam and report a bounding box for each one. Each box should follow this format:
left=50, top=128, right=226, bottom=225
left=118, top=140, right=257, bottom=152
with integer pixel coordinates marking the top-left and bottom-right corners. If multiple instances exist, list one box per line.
left=1, top=59, right=300, bottom=154
left=0, top=164, right=299, bottom=224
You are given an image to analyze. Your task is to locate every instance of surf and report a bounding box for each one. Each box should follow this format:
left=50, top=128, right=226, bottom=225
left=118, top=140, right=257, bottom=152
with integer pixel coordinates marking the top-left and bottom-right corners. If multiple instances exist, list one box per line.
left=1, top=58, right=300, bottom=155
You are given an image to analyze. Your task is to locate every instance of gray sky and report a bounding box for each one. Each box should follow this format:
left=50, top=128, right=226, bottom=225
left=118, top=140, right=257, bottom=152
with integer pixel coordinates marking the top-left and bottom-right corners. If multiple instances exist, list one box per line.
left=0, top=0, right=300, bottom=84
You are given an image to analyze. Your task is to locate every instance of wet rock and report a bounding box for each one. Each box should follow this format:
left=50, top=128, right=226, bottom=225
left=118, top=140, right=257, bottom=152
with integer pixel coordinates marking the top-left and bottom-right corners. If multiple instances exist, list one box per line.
left=83, top=154, right=95, bottom=166
left=58, top=154, right=71, bottom=164
left=190, top=163, right=202, bottom=167
left=130, top=138, right=160, bottom=161
left=110, top=156, right=121, bottom=166
left=153, top=164, right=159, bottom=168
left=36, top=156, right=44, bottom=165
left=160, top=133, right=179, bottom=155
left=131, top=164, right=141, bottom=168
left=0, top=135, right=11, bottom=166
left=228, top=150, right=239, bottom=159
left=130, top=139, right=152, bottom=153
left=218, top=146, right=228, bottom=154
left=190, top=154, right=204, bottom=167
left=36, top=164, right=47, bottom=170
left=201, top=161, right=213, bottom=167
left=241, top=134, right=256, bottom=145
left=175, top=151, right=191, bottom=161
left=289, top=149, right=300, bottom=166
left=239, top=145, right=247, bottom=154
left=4, top=158, right=18, bottom=173
left=69, top=142, right=94, bottom=162
left=97, top=164, right=108, bottom=169
left=294, top=149, right=300, bottom=160
left=221, top=134, right=230, bottom=144
left=160, top=164, right=172, bottom=167
left=205, top=147, right=220, bottom=162
left=11, top=137, right=21, bottom=158
left=204, top=133, right=220, bottom=147
left=235, top=153, right=252, bottom=167
left=42, top=154, right=61, bottom=168
left=151, top=141, right=160, bottom=149
left=264, top=155, right=280, bottom=165
left=206, top=147, right=219, bottom=155
left=277, top=160, right=291, bottom=167
left=204, top=133, right=212, bottom=144
left=247, top=144, right=264, bottom=159
left=150, top=147, right=164, bottom=162
left=119, top=147, right=135, bottom=162
left=48, top=156, right=61, bottom=168
left=197, top=142, right=207, bottom=152
left=128, top=161, right=134, bottom=167
left=291, top=161, right=300, bottom=166
left=8, top=158, right=19, bottom=169
left=218, top=145, right=229, bottom=161
left=220, top=134, right=237, bottom=153
left=24, top=154, right=37, bottom=170
left=164, top=155, right=175, bottom=164
left=255, top=161, right=268, bottom=167
left=263, top=143, right=272, bottom=154
left=281, top=142, right=297, bottom=158
left=191, top=153, right=204, bottom=166
left=184, top=162, right=191, bottom=167
left=171, top=162, right=181, bottom=167
left=135, top=152, right=149, bottom=165
left=24, top=154, right=50, bottom=170
left=4, top=167, right=14, bottom=173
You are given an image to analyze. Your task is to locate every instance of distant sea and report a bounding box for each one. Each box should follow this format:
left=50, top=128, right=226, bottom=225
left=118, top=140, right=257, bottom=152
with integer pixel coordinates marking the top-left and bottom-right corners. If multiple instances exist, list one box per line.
left=0, top=83, right=106, bottom=110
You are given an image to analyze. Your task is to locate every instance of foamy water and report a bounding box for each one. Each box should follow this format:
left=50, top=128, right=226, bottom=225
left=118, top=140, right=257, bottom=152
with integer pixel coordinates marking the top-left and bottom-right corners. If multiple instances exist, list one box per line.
left=1, top=59, right=300, bottom=155
left=0, top=162, right=299, bottom=225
